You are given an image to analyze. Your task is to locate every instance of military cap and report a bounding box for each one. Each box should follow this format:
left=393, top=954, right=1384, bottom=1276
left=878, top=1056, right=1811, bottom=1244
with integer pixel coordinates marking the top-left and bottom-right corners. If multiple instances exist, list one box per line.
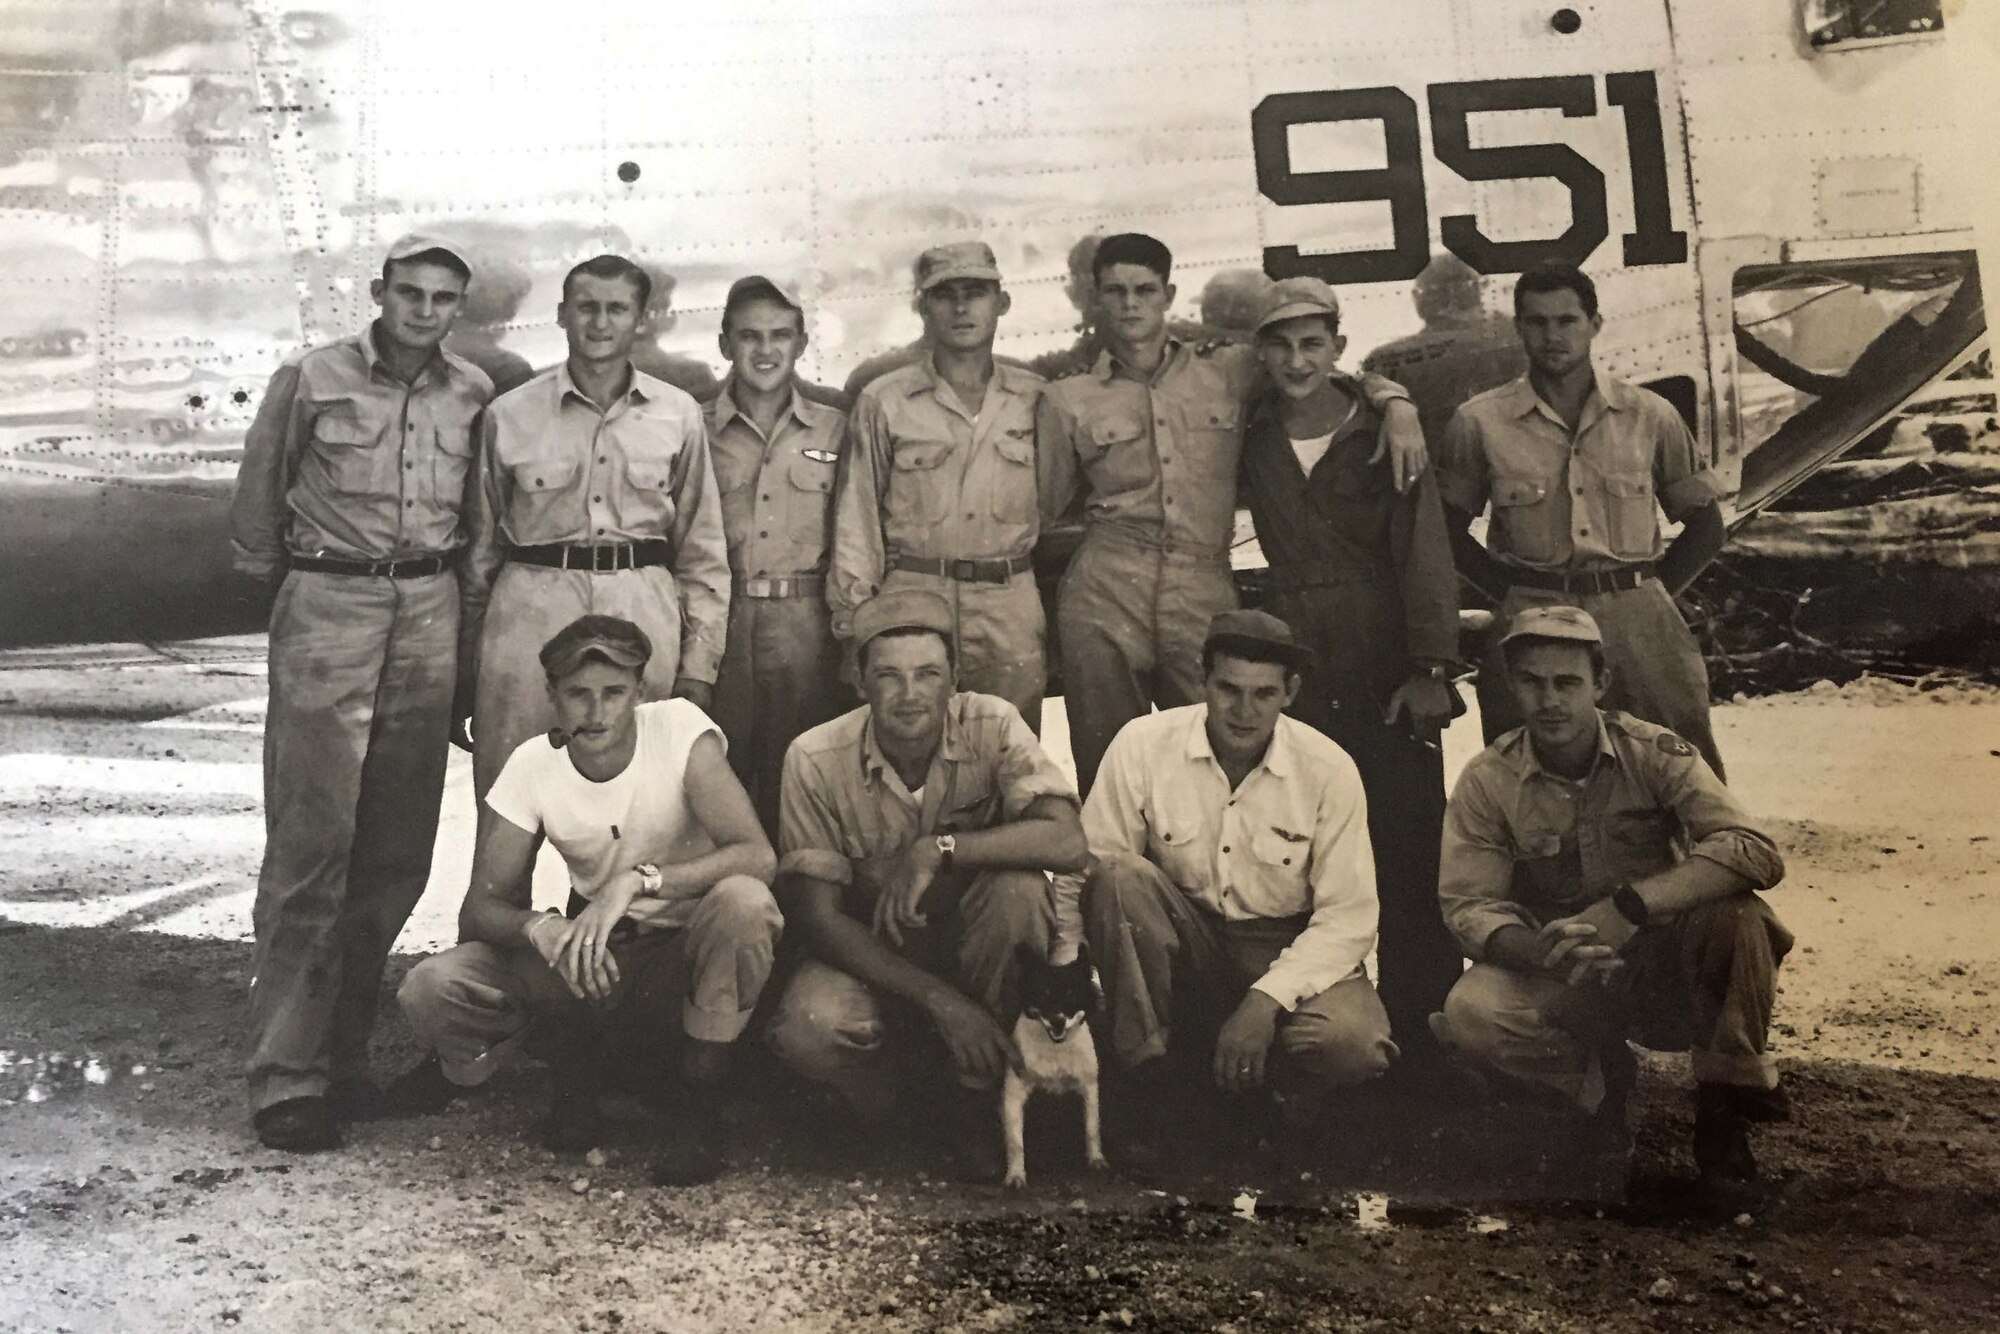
left=723, top=274, right=804, bottom=321
left=851, top=589, right=954, bottom=650
left=1255, top=276, right=1341, bottom=334
left=383, top=232, right=472, bottom=278
left=914, top=241, right=1002, bottom=293
left=539, top=614, right=654, bottom=678
left=1204, top=607, right=1312, bottom=670
left=1498, top=605, right=1603, bottom=647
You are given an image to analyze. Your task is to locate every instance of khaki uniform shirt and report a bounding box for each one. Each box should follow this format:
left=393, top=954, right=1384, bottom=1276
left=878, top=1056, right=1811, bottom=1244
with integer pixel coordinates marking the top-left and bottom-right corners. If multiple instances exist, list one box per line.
left=1436, top=368, right=1722, bottom=570
left=827, top=356, right=1046, bottom=634
left=777, top=693, right=1077, bottom=907
left=1055, top=704, right=1379, bottom=1012
left=229, top=326, right=493, bottom=579
left=1438, top=710, right=1785, bottom=959
left=461, top=363, right=730, bottom=681
left=704, top=377, right=845, bottom=579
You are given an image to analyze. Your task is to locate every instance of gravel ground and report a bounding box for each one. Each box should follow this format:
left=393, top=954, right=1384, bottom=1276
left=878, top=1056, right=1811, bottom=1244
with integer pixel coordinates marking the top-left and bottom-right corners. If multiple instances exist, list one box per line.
left=1, top=648, right=1996, bottom=1333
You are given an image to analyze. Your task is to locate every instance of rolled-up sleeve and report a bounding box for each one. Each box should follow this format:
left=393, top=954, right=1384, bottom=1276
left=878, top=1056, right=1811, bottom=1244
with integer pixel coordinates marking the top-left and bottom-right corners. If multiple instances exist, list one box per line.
left=1435, top=408, right=1490, bottom=517
left=1438, top=761, right=1533, bottom=959
left=228, top=361, right=308, bottom=579
left=668, top=417, right=732, bottom=683
left=775, top=748, right=854, bottom=888
left=1650, top=402, right=1724, bottom=521
left=827, top=398, right=891, bottom=638
left=1252, top=775, right=1378, bottom=1012
left=994, top=705, right=1079, bottom=819
left=1665, top=752, right=1786, bottom=891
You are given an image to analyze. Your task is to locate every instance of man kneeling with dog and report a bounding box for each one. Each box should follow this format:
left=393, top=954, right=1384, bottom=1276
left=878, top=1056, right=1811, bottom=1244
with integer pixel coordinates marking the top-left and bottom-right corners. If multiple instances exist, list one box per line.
left=389, top=615, right=780, bottom=1186
left=766, top=589, right=1087, bottom=1169
left=1056, top=609, right=1399, bottom=1166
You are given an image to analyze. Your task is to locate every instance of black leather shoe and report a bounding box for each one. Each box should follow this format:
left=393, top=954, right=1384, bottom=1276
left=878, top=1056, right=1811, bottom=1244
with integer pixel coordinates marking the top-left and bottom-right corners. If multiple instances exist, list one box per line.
left=380, top=1056, right=466, bottom=1118
left=327, top=1074, right=387, bottom=1122
left=254, top=1096, right=340, bottom=1152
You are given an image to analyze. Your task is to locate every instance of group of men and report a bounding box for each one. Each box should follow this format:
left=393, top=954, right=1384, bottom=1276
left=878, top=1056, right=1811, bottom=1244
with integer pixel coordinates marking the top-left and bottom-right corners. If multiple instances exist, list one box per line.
left=227, top=227, right=1791, bottom=1207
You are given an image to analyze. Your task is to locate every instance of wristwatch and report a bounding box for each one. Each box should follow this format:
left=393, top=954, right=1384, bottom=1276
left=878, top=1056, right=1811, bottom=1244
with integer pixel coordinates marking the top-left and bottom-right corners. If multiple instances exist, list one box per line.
left=1610, top=883, right=1650, bottom=928
left=635, top=862, right=664, bottom=895
left=935, top=833, right=956, bottom=873
left=1414, top=660, right=1451, bottom=684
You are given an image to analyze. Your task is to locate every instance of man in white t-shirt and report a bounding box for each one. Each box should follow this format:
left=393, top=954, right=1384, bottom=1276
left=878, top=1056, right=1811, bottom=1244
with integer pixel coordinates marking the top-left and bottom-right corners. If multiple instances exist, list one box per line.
left=391, top=614, right=779, bottom=1185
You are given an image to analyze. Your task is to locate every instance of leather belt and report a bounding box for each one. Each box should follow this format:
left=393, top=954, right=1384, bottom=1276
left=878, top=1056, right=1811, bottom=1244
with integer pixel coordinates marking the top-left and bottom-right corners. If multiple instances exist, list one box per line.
left=1261, top=564, right=1383, bottom=595
left=738, top=573, right=825, bottom=599
left=290, top=552, right=454, bottom=578
left=892, top=553, right=1033, bottom=584
left=507, top=540, right=675, bottom=572
left=1506, top=563, right=1654, bottom=596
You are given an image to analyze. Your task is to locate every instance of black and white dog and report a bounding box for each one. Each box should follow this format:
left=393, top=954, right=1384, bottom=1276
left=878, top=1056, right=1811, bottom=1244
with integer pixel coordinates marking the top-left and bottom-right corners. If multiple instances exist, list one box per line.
left=1001, top=949, right=1108, bottom=1189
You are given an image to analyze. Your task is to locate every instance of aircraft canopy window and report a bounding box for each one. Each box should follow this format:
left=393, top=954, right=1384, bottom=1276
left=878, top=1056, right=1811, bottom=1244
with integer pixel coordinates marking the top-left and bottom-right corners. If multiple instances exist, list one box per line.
left=1731, top=252, right=1983, bottom=514
left=1804, top=0, right=1944, bottom=51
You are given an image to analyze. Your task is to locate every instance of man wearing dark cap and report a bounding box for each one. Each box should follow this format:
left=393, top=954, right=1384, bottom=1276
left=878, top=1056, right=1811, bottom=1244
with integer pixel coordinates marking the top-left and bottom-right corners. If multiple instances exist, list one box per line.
left=1035, top=232, right=1427, bottom=795
left=704, top=275, right=853, bottom=835
left=392, top=615, right=779, bottom=1186
left=459, top=252, right=731, bottom=806
left=1057, top=609, right=1396, bottom=1162
left=1434, top=606, right=1790, bottom=1206
left=767, top=589, right=1086, bottom=1138
left=1240, top=276, right=1464, bottom=1084
left=229, top=232, right=495, bottom=1151
left=829, top=241, right=1051, bottom=728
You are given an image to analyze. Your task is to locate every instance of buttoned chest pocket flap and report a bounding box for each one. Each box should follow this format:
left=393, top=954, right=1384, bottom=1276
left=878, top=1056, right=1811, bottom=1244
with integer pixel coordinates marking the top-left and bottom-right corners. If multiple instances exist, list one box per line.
left=786, top=453, right=838, bottom=540
left=1506, top=829, right=1569, bottom=908
left=310, top=403, right=390, bottom=497
left=624, top=447, right=682, bottom=494
left=428, top=406, right=478, bottom=502
left=889, top=439, right=955, bottom=523
left=1490, top=474, right=1559, bottom=563
left=508, top=457, right=581, bottom=527
left=988, top=424, right=1037, bottom=522
left=1147, top=820, right=1207, bottom=886
left=1604, top=806, right=1677, bottom=877
left=710, top=444, right=759, bottom=498
left=1081, top=414, right=1151, bottom=494
left=1602, top=471, right=1658, bottom=557
left=1189, top=404, right=1243, bottom=477
left=1252, top=825, right=1311, bottom=891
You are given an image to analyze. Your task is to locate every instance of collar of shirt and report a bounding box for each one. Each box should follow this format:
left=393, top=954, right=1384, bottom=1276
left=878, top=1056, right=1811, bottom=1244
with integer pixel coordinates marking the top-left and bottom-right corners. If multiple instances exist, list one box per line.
left=1182, top=702, right=1294, bottom=781
left=712, top=374, right=820, bottom=436
left=1091, top=336, right=1189, bottom=387
left=1499, top=365, right=1637, bottom=436
left=906, top=351, right=1039, bottom=413
left=556, top=359, right=659, bottom=413
left=857, top=698, right=973, bottom=795
left=357, top=323, right=456, bottom=391
left=1510, top=710, right=1617, bottom=786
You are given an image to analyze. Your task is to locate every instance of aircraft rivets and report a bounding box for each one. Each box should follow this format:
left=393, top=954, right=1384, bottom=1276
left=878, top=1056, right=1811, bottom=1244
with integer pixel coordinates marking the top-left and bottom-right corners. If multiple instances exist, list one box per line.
left=1552, top=9, right=1582, bottom=34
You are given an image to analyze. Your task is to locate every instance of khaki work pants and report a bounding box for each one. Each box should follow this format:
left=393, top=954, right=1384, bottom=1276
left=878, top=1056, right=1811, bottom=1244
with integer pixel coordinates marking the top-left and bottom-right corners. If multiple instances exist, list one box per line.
left=711, top=588, right=849, bottom=838
left=1434, top=893, right=1792, bottom=1113
left=1082, top=853, right=1397, bottom=1094
left=1056, top=531, right=1236, bottom=796
left=1477, top=578, right=1724, bottom=778
left=397, top=876, right=782, bottom=1087
left=247, top=568, right=458, bottom=1112
left=879, top=567, right=1045, bottom=732
left=765, top=868, right=1051, bottom=1114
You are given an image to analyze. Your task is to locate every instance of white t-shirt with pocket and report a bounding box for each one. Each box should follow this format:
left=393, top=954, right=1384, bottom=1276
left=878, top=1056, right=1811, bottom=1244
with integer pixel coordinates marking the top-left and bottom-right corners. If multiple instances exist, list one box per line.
left=485, top=700, right=723, bottom=916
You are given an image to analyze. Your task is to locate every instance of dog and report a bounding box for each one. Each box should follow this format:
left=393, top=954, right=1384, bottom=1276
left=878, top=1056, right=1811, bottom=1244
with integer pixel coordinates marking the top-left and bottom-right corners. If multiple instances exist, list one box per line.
left=1001, top=949, right=1108, bottom=1189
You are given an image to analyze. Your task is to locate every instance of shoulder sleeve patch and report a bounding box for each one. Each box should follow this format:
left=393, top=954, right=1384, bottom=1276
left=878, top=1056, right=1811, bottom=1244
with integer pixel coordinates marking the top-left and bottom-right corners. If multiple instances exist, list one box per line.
left=1655, top=733, right=1695, bottom=758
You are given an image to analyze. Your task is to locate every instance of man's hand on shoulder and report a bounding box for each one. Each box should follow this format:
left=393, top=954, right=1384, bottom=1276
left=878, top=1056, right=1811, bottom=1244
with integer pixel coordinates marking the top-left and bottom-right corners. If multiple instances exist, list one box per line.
left=670, top=677, right=714, bottom=713
left=1368, top=398, right=1429, bottom=493
left=1213, top=989, right=1283, bottom=1093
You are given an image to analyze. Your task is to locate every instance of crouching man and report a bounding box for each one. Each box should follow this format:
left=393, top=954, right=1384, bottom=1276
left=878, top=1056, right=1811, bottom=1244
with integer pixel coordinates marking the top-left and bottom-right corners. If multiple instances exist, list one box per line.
left=391, top=615, right=779, bottom=1186
left=1431, top=606, right=1790, bottom=1208
left=766, top=589, right=1086, bottom=1158
left=1060, top=609, right=1399, bottom=1164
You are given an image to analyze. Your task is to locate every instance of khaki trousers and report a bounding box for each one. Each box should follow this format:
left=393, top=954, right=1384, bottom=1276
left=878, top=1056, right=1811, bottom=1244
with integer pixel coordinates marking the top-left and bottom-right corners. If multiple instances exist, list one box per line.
left=1082, top=853, right=1397, bottom=1094
left=247, top=569, right=458, bottom=1111
left=1434, top=893, right=1792, bottom=1113
left=397, top=876, right=782, bottom=1086
left=711, top=588, right=849, bottom=837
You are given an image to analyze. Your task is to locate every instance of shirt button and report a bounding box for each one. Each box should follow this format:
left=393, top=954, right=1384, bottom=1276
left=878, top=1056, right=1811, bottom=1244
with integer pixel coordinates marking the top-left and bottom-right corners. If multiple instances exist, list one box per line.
left=762, top=494, right=772, bottom=501
left=1221, top=845, right=1230, bottom=854
left=599, top=455, right=607, bottom=463
left=1579, top=526, right=1590, bottom=535
left=597, top=527, right=606, bottom=535
left=965, top=511, right=975, bottom=519
left=404, top=500, right=414, bottom=508
left=593, top=495, right=603, bottom=503
left=405, top=461, right=414, bottom=470
left=759, top=530, right=768, bottom=538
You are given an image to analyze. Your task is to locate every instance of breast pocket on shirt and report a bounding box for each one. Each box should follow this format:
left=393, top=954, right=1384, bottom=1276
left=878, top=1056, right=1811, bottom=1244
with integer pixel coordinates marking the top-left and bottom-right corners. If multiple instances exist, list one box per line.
left=1490, top=473, right=1561, bottom=565
left=428, top=411, right=478, bottom=511
left=786, top=453, right=838, bottom=544
left=1188, top=404, right=1243, bottom=478
left=310, top=403, right=391, bottom=499
left=989, top=429, right=1037, bottom=523
left=1251, top=825, right=1312, bottom=903
left=1604, top=805, right=1678, bottom=881
left=1079, top=414, right=1152, bottom=497
left=508, top=458, right=581, bottom=533
left=889, top=439, right=955, bottom=524
left=1507, top=830, right=1572, bottom=921
left=1147, top=822, right=1207, bottom=891
left=1602, top=472, right=1659, bottom=559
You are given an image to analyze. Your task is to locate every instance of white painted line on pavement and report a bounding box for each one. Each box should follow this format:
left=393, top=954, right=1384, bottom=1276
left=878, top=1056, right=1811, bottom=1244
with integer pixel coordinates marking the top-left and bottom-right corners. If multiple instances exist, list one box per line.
left=0, top=872, right=229, bottom=929
left=0, top=754, right=262, bottom=797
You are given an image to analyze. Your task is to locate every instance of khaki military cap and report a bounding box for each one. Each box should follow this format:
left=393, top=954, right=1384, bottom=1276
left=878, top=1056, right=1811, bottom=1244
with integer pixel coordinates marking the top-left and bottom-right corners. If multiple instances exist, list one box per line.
left=851, top=589, right=954, bottom=650
left=540, top=614, right=654, bottom=678
left=1255, top=276, right=1341, bottom=334
left=914, top=241, right=1002, bottom=292
left=1204, top=607, right=1311, bottom=670
left=384, top=232, right=472, bottom=277
left=1499, top=605, right=1603, bottom=647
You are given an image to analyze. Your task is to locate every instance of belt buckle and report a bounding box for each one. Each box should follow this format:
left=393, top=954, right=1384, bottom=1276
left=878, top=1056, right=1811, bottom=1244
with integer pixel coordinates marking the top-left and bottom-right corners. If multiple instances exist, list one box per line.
left=950, top=558, right=978, bottom=582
